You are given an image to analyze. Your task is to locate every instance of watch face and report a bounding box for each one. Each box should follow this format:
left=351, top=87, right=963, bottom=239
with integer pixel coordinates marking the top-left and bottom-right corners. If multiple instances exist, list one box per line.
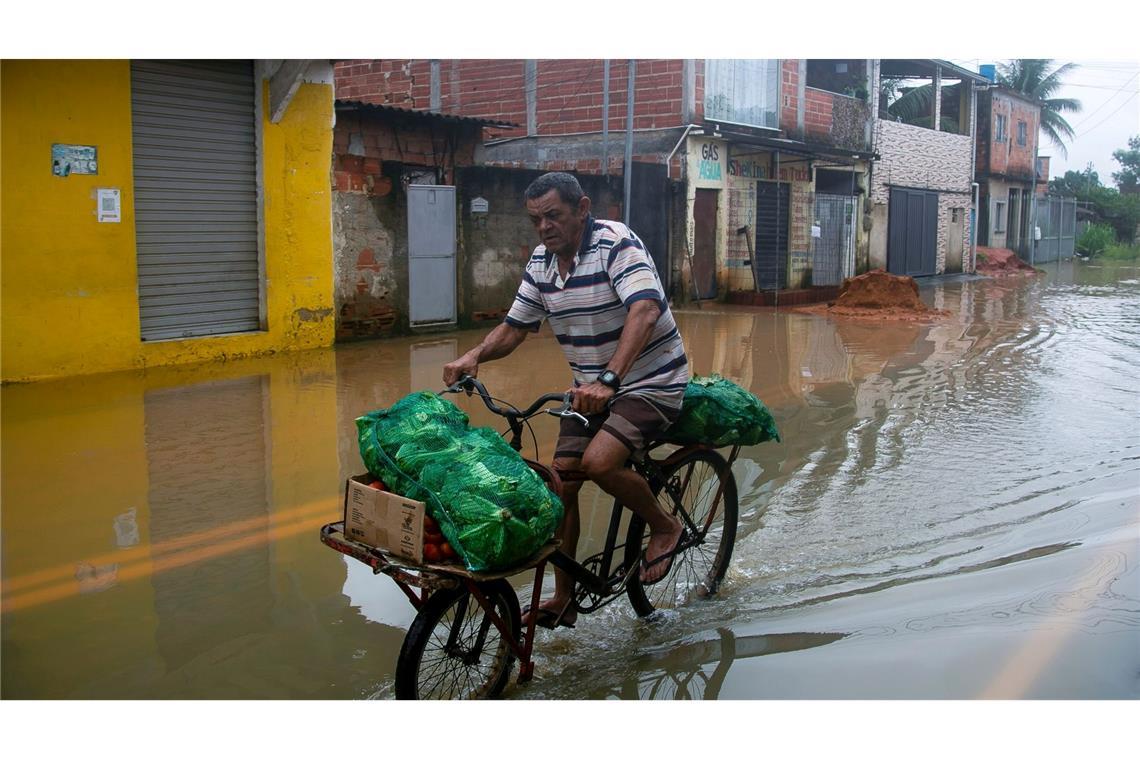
left=599, top=370, right=619, bottom=388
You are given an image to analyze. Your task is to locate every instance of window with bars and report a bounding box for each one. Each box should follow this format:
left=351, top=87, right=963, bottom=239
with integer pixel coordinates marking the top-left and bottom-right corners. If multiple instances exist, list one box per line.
left=995, top=114, right=1007, bottom=143
left=1017, top=120, right=1027, bottom=146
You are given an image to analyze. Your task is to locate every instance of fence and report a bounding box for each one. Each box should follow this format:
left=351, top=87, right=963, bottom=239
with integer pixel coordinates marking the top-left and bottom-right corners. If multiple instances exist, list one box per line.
left=812, top=194, right=856, bottom=286
left=1033, top=195, right=1077, bottom=263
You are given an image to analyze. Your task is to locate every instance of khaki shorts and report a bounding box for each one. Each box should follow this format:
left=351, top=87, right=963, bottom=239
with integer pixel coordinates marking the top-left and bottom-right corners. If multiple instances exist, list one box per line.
left=554, top=393, right=682, bottom=460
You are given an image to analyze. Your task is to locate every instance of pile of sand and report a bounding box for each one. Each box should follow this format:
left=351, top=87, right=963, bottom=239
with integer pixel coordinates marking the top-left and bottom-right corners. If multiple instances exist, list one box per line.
left=793, top=270, right=946, bottom=322
left=976, top=247, right=1038, bottom=276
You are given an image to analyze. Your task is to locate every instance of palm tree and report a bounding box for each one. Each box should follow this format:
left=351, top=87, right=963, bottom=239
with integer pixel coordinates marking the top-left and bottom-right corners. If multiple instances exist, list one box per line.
left=996, top=59, right=1082, bottom=158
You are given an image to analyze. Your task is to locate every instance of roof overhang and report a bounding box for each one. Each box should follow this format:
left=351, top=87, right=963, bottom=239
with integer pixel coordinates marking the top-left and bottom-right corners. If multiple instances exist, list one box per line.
left=879, top=59, right=990, bottom=84
left=335, top=99, right=520, bottom=130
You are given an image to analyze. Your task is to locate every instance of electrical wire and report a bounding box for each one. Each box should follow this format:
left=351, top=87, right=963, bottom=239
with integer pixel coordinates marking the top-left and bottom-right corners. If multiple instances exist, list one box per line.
left=1069, top=72, right=1139, bottom=130
left=1073, top=91, right=1139, bottom=138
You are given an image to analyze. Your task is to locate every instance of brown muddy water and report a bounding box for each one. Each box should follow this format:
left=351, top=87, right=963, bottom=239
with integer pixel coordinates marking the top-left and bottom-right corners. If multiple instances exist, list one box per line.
left=2, top=261, right=1138, bottom=700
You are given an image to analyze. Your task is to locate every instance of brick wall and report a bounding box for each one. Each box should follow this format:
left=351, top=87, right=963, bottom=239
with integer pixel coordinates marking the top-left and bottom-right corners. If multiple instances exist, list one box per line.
left=780, top=60, right=800, bottom=133
left=332, top=109, right=480, bottom=191
left=335, top=60, right=432, bottom=108
left=804, top=88, right=834, bottom=140
left=982, top=91, right=1039, bottom=181
left=335, top=59, right=686, bottom=141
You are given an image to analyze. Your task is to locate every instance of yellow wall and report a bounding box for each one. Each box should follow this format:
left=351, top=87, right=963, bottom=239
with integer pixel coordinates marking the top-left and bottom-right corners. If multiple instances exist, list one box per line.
left=1, top=60, right=335, bottom=383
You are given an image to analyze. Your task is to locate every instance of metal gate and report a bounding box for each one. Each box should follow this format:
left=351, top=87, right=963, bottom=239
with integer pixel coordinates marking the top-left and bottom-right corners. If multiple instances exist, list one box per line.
left=408, top=185, right=457, bottom=325
left=1033, top=196, right=1077, bottom=263
left=629, top=162, right=671, bottom=295
left=131, top=60, right=260, bottom=341
left=812, top=194, right=856, bottom=286
left=753, top=181, right=790, bottom=290
left=887, top=187, right=938, bottom=276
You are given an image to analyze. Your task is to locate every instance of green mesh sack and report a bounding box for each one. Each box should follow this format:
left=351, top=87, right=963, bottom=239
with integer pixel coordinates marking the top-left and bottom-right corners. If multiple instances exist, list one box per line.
left=665, top=374, right=781, bottom=446
left=356, top=391, right=563, bottom=572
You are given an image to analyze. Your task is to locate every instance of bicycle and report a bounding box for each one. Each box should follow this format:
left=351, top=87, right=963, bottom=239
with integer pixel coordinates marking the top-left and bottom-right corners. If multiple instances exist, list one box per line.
left=320, top=375, right=743, bottom=699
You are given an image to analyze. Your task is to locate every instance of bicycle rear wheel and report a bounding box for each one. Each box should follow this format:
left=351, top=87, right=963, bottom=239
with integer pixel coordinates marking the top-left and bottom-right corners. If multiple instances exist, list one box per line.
left=394, top=579, right=520, bottom=699
left=625, top=448, right=738, bottom=617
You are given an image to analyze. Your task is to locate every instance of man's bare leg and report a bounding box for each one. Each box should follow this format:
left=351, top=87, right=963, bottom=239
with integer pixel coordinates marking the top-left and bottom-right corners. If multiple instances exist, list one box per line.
left=581, top=431, right=682, bottom=584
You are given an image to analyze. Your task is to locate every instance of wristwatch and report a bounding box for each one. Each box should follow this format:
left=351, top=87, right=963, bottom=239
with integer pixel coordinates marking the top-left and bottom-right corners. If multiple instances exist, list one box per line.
left=597, top=369, right=621, bottom=391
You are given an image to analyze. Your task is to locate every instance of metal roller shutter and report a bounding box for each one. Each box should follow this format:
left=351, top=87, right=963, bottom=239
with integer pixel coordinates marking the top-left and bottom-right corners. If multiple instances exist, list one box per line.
left=131, top=60, right=260, bottom=341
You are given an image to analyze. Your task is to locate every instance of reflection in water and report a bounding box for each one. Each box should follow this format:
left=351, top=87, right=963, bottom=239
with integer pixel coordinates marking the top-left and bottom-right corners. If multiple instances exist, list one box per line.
left=605, top=628, right=847, bottom=700
left=2, top=261, right=1138, bottom=699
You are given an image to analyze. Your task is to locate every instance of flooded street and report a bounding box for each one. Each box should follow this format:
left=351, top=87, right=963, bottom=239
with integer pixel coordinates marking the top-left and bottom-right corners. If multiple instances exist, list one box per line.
left=3, top=260, right=1138, bottom=699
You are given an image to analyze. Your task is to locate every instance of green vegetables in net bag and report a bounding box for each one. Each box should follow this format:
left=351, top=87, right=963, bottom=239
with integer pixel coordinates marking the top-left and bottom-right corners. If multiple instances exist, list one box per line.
left=356, top=392, right=564, bottom=572
left=665, top=374, right=781, bottom=446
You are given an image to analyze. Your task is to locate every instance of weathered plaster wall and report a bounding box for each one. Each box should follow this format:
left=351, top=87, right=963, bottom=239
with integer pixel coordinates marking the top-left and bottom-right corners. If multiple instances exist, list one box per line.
left=980, top=90, right=1040, bottom=181
left=1, top=60, right=336, bottom=383
left=330, top=110, right=485, bottom=339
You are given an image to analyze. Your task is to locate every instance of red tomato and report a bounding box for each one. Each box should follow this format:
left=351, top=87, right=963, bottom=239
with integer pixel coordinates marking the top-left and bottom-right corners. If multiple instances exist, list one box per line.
left=424, top=530, right=444, bottom=545
left=422, top=543, right=441, bottom=563
left=368, top=480, right=387, bottom=491
left=440, top=542, right=457, bottom=560
left=423, top=515, right=439, bottom=532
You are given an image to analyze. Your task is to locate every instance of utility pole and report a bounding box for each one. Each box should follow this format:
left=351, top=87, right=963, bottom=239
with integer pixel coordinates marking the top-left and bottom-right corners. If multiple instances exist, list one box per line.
left=623, top=59, right=635, bottom=226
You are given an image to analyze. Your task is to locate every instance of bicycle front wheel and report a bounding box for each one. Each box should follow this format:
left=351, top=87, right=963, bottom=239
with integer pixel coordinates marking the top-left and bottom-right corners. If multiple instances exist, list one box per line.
left=394, top=579, right=520, bottom=700
left=625, top=448, right=738, bottom=617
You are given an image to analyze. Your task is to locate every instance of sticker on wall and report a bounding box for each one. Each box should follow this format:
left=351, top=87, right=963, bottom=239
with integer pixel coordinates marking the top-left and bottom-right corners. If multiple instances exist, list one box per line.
left=52, top=144, right=98, bottom=176
left=97, top=188, right=121, bottom=223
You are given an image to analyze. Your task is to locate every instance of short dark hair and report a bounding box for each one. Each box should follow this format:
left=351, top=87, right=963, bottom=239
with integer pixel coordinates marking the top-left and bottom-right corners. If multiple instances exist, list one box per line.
left=524, top=172, right=585, bottom=207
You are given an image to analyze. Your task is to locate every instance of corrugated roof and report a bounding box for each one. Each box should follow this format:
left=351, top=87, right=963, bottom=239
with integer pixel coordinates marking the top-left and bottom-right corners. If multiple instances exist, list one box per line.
left=335, top=99, right=520, bottom=129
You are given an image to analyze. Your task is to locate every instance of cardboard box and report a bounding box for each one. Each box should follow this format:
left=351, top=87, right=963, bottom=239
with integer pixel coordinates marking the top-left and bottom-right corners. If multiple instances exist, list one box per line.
left=344, top=474, right=425, bottom=564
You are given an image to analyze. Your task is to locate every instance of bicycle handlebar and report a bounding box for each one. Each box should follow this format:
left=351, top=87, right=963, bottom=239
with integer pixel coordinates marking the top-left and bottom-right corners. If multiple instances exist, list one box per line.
left=444, top=375, right=588, bottom=428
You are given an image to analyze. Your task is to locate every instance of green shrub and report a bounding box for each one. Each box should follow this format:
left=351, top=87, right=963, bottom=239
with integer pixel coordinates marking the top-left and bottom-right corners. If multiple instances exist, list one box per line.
left=1101, top=243, right=1140, bottom=260
left=1078, top=223, right=1116, bottom=256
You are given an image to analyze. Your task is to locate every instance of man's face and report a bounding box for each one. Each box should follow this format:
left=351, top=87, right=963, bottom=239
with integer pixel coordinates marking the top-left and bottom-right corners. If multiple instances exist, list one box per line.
left=526, top=189, right=590, bottom=258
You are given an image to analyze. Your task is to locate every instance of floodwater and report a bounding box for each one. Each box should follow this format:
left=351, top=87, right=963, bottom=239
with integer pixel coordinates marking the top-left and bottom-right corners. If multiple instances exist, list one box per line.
left=2, top=260, right=1138, bottom=700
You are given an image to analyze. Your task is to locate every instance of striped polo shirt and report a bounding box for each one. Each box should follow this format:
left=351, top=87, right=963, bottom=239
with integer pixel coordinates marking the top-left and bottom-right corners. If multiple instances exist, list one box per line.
left=505, top=216, right=689, bottom=410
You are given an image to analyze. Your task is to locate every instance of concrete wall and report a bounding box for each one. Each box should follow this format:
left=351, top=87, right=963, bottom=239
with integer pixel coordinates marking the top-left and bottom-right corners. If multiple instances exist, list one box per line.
left=1, top=60, right=336, bottom=383
left=455, top=167, right=625, bottom=320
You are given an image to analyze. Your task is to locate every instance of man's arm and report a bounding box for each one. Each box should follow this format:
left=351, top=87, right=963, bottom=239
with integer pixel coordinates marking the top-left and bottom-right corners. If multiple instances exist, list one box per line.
left=442, top=321, right=530, bottom=386
left=572, top=299, right=661, bottom=414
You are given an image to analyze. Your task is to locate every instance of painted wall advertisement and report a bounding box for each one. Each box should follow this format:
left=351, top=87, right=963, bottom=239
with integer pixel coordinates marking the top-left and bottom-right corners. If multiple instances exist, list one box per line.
left=52, top=144, right=98, bottom=176
left=690, top=138, right=725, bottom=185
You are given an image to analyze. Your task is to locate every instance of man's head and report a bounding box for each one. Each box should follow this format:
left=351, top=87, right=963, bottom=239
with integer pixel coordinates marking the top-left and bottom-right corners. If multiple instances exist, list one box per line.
left=524, top=172, right=591, bottom=259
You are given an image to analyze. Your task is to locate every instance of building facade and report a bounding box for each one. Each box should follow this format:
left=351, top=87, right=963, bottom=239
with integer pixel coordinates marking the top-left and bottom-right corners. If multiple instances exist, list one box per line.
left=2, top=60, right=337, bottom=383
left=975, top=85, right=1043, bottom=258
left=334, top=58, right=982, bottom=310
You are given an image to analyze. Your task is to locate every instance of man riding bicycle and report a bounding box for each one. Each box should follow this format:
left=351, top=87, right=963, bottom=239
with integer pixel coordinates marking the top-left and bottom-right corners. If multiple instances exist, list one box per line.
left=442, top=172, right=690, bottom=630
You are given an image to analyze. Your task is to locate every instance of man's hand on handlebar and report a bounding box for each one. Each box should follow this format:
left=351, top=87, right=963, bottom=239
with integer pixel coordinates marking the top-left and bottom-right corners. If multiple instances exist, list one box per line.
left=569, top=382, right=614, bottom=416
left=442, top=352, right=479, bottom=388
